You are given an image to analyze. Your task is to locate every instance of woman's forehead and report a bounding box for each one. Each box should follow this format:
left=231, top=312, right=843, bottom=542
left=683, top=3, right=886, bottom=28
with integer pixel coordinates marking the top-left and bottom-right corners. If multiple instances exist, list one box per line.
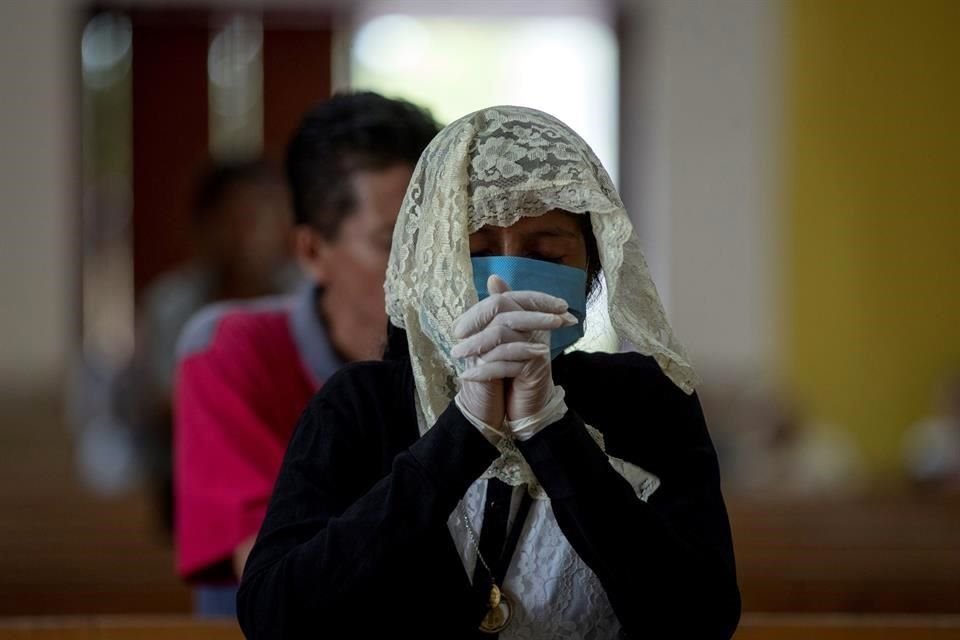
left=470, top=210, right=583, bottom=238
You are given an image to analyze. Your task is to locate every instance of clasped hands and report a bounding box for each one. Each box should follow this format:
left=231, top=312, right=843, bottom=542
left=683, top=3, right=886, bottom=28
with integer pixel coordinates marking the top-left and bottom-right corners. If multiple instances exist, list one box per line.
left=452, top=275, right=576, bottom=441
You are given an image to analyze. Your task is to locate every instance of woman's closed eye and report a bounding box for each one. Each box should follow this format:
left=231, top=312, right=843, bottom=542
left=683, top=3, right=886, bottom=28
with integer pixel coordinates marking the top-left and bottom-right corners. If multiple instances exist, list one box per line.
left=469, top=250, right=566, bottom=264
left=524, top=251, right=565, bottom=264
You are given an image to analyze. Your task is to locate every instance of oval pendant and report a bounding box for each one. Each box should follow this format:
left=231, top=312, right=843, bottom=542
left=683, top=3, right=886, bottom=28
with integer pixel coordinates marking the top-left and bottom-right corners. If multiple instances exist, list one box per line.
left=478, top=586, right=513, bottom=634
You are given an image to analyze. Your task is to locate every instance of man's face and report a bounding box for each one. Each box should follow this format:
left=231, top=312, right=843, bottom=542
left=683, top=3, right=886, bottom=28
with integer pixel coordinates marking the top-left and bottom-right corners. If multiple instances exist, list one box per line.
left=295, top=163, right=412, bottom=360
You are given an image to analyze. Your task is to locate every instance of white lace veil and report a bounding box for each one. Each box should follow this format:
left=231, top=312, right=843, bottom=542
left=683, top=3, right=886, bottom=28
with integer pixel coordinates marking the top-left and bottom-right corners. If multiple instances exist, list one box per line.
left=385, top=105, right=696, bottom=496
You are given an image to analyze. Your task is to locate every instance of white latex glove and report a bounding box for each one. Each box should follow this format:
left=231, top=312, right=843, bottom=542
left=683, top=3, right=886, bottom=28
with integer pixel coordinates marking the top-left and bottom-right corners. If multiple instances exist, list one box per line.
left=453, top=275, right=566, bottom=435
left=452, top=276, right=576, bottom=422
left=453, top=357, right=505, bottom=441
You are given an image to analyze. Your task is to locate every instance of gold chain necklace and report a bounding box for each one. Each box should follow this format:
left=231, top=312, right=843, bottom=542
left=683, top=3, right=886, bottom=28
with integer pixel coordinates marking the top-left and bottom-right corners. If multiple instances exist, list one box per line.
left=459, top=504, right=514, bottom=634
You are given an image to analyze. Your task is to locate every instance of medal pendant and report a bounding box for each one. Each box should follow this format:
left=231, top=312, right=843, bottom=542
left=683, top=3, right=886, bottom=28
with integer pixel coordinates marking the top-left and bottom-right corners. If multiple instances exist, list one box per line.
left=478, top=584, right=513, bottom=633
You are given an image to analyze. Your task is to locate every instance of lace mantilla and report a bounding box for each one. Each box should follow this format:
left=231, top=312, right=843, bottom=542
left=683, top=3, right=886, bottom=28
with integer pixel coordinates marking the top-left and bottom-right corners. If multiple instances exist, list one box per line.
left=386, top=105, right=696, bottom=497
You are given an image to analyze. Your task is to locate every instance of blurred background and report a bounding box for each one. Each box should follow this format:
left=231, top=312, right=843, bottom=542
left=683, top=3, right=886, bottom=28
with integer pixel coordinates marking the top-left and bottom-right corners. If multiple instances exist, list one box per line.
left=0, top=0, right=958, bottom=633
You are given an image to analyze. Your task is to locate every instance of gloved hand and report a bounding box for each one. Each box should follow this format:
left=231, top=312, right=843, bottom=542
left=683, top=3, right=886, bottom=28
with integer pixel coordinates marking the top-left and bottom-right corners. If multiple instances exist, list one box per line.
left=453, top=354, right=505, bottom=440
left=455, top=275, right=553, bottom=434
left=452, top=275, right=576, bottom=423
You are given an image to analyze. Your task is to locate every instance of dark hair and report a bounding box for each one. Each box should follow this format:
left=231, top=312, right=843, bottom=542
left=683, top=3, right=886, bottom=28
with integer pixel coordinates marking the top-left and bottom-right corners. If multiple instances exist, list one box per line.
left=285, top=91, right=441, bottom=238
left=383, top=322, right=411, bottom=362
left=192, top=158, right=282, bottom=224
left=578, top=213, right=603, bottom=301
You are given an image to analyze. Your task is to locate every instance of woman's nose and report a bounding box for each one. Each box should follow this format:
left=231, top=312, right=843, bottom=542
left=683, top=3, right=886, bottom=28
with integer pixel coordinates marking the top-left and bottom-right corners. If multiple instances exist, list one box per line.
left=498, top=231, right=522, bottom=257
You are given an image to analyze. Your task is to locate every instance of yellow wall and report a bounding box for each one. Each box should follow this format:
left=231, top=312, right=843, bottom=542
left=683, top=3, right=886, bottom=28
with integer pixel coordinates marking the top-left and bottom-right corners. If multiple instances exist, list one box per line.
left=785, top=0, right=960, bottom=474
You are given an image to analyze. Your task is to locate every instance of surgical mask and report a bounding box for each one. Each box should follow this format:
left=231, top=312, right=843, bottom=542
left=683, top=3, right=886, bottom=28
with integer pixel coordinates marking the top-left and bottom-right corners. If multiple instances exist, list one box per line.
left=471, top=256, right=587, bottom=360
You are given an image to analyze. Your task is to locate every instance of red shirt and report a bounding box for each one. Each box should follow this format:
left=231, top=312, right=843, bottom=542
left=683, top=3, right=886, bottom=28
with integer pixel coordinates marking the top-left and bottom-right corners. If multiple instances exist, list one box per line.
left=173, top=289, right=340, bottom=581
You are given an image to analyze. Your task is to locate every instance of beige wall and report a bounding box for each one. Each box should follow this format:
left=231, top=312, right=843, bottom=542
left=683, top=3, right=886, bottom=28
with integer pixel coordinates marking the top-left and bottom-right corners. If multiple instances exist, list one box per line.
left=0, top=0, right=77, bottom=391
left=620, top=0, right=783, bottom=378
left=0, top=0, right=783, bottom=390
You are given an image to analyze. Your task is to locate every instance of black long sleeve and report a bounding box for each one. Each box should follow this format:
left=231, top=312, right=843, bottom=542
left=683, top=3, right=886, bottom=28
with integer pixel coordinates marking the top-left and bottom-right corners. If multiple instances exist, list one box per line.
left=237, top=361, right=499, bottom=639
left=237, top=353, right=740, bottom=639
left=518, top=353, right=740, bottom=638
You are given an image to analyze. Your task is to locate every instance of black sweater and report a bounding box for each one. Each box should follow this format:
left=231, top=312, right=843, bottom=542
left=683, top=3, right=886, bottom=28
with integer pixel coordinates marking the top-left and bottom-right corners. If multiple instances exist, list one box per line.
left=237, top=351, right=740, bottom=639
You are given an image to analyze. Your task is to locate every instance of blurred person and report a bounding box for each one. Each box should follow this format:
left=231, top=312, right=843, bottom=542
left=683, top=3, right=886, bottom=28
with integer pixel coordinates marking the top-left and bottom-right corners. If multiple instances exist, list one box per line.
left=903, top=371, right=960, bottom=491
left=173, top=92, right=440, bottom=616
left=718, top=380, right=865, bottom=499
left=238, top=106, right=739, bottom=639
left=72, top=159, right=295, bottom=525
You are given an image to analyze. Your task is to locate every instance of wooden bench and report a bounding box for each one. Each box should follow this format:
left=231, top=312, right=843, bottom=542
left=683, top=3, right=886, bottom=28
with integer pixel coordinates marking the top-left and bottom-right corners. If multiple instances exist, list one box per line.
left=0, top=616, right=241, bottom=640
left=730, top=496, right=960, bottom=613
left=0, top=614, right=958, bottom=639
left=736, top=614, right=960, bottom=639
left=3, top=391, right=959, bottom=619
left=0, top=393, right=191, bottom=616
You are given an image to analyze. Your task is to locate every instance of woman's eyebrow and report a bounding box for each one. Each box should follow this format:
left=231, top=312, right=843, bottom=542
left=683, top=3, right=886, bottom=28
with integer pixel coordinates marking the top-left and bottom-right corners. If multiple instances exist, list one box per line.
left=525, top=227, right=580, bottom=240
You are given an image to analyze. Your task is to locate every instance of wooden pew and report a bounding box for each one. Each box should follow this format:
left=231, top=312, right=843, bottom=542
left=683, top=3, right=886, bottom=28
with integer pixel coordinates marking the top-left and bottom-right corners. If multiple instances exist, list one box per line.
left=3, top=390, right=958, bottom=619
left=0, top=393, right=191, bottom=616
left=0, top=616, right=241, bottom=640
left=736, top=614, right=960, bottom=639
left=0, top=614, right=958, bottom=639
left=730, top=496, right=960, bottom=613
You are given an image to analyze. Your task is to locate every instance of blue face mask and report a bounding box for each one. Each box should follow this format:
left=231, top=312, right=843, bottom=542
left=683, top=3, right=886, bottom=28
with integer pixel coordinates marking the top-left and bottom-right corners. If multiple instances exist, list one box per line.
left=471, top=256, right=587, bottom=360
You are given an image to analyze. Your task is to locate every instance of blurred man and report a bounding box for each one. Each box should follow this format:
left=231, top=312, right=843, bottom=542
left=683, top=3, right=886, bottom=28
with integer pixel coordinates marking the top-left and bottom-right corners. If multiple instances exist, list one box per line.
left=74, top=158, right=295, bottom=531
left=173, top=92, right=439, bottom=615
